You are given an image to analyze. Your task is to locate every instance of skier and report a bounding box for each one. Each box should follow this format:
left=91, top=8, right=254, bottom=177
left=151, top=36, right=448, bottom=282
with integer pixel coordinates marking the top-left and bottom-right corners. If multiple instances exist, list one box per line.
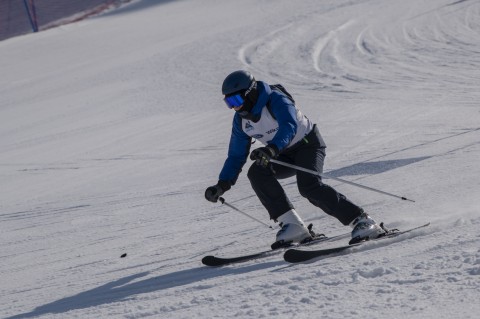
left=205, top=70, right=385, bottom=247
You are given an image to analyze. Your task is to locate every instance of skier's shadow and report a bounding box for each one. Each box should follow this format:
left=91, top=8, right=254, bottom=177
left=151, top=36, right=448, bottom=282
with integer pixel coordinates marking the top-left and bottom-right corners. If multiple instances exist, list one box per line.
left=6, top=261, right=281, bottom=319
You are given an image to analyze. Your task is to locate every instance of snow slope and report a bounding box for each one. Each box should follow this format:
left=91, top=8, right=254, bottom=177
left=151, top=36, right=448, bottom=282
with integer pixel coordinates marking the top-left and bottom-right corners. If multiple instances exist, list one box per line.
left=1, top=0, right=479, bottom=318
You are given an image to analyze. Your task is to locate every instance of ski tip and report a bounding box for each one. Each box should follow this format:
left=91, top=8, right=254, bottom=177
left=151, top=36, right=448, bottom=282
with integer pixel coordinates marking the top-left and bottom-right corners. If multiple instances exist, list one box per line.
left=201, top=255, right=220, bottom=267
left=283, top=249, right=308, bottom=263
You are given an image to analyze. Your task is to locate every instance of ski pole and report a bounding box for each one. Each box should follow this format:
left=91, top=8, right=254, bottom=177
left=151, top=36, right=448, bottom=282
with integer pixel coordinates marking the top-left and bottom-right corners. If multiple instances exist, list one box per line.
left=269, top=159, right=415, bottom=202
left=219, top=197, right=274, bottom=229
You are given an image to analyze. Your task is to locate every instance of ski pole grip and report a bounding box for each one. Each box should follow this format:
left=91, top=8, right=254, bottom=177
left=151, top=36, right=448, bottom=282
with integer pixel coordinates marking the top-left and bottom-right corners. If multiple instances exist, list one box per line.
left=219, top=197, right=225, bottom=204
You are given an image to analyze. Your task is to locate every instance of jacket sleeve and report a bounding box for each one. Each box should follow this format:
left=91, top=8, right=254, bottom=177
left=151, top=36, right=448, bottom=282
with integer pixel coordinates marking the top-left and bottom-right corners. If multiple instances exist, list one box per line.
left=219, top=114, right=252, bottom=185
left=268, top=93, right=298, bottom=152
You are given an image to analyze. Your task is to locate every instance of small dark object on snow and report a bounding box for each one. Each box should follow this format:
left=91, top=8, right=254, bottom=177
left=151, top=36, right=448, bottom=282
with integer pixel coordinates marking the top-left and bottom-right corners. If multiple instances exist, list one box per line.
left=120, top=253, right=127, bottom=258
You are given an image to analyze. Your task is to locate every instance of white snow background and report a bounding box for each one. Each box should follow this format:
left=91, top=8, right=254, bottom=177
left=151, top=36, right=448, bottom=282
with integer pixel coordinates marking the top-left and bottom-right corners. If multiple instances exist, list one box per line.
left=1, top=0, right=480, bottom=318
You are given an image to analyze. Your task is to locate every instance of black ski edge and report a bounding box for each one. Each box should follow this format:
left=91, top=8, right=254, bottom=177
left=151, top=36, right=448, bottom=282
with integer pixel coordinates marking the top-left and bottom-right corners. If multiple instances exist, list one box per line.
left=284, top=245, right=351, bottom=263
left=201, top=233, right=343, bottom=267
left=202, top=250, right=276, bottom=267
left=284, top=222, right=431, bottom=264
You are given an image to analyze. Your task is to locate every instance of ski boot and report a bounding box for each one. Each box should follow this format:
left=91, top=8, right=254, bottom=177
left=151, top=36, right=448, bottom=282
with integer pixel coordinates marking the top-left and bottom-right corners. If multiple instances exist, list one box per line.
left=349, top=212, right=387, bottom=245
left=271, top=209, right=313, bottom=250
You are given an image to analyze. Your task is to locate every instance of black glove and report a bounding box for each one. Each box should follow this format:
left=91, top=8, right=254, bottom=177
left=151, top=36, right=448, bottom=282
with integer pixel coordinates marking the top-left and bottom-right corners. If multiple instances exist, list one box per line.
left=250, top=145, right=279, bottom=168
left=205, top=180, right=231, bottom=203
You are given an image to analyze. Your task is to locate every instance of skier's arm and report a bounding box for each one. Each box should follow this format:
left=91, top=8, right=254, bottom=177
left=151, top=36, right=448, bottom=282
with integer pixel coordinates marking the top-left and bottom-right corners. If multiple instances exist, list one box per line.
left=219, top=114, right=252, bottom=186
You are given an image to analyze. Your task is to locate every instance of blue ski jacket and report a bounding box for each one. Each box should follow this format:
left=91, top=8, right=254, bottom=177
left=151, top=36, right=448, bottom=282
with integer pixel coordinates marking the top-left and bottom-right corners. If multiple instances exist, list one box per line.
left=219, top=81, right=313, bottom=186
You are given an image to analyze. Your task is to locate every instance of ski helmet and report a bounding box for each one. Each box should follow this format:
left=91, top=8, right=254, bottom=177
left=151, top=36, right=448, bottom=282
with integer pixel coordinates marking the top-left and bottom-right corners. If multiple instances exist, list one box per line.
left=222, top=70, right=259, bottom=112
left=222, top=70, right=255, bottom=95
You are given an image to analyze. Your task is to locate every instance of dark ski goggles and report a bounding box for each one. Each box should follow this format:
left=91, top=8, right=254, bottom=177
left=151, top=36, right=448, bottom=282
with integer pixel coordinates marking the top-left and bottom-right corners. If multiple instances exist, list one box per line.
left=224, top=94, right=244, bottom=109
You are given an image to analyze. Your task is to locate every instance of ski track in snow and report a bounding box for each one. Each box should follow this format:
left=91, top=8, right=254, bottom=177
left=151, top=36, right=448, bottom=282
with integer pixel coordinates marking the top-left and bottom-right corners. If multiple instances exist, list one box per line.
left=1, top=0, right=480, bottom=318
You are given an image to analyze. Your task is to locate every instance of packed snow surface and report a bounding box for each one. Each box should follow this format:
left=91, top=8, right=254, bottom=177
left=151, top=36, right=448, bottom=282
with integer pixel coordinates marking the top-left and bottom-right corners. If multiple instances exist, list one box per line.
left=1, top=0, right=479, bottom=318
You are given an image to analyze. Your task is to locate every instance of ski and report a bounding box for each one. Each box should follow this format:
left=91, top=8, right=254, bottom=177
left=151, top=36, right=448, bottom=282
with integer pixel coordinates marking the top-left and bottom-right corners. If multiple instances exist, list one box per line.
left=201, top=231, right=350, bottom=267
left=283, top=222, right=430, bottom=263
left=202, top=249, right=281, bottom=267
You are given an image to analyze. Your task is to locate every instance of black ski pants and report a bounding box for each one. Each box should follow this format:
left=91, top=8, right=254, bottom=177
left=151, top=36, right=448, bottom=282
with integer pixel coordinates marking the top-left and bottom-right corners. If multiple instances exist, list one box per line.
left=247, top=125, right=363, bottom=225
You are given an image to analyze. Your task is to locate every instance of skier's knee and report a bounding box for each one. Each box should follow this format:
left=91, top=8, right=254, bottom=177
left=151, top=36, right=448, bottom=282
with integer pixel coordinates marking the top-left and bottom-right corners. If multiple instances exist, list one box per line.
left=298, top=179, right=324, bottom=198
left=247, top=163, right=271, bottom=181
